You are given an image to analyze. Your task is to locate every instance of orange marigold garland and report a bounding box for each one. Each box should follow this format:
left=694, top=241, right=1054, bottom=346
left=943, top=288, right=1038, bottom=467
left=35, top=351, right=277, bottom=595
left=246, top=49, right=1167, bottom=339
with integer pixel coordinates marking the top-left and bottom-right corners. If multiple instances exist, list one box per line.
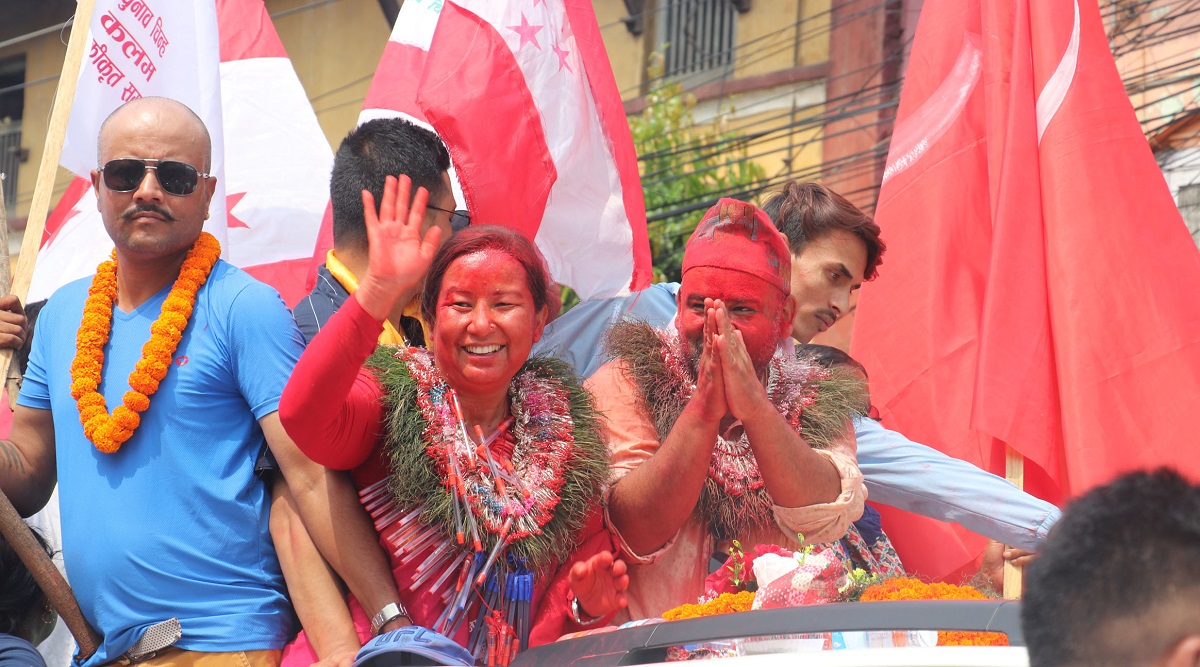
left=70, top=232, right=221, bottom=453
left=860, top=577, right=1010, bottom=647
left=662, top=591, right=756, bottom=621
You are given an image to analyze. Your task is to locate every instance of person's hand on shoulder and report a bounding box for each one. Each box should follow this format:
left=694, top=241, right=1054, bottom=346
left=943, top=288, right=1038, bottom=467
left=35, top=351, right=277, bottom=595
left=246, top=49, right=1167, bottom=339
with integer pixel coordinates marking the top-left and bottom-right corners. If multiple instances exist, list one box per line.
left=0, top=294, right=27, bottom=350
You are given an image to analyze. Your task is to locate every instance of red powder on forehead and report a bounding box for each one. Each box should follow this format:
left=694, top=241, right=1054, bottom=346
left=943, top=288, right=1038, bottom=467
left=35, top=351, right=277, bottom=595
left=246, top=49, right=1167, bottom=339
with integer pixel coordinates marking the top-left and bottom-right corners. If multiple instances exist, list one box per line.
left=681, top=198, right=790, bottom=294
left=440, top=249, right=525, bottom=294
left=677, top=266, right=787, bottom=370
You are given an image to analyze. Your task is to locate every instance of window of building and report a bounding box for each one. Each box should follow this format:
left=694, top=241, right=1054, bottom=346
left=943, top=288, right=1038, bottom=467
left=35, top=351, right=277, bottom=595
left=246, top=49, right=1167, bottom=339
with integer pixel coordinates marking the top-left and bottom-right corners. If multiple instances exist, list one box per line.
left=657, top=0, right=738, bottom=81
left=0, top=54, right=25, bottom=212
left=1176, top=182, right=1200, bottom=249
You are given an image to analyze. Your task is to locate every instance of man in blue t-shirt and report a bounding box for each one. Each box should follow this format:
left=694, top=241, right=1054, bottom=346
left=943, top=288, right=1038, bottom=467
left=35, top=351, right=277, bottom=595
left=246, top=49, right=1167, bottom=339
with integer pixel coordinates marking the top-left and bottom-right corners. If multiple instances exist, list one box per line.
left=0, top=97, right=391, bottom=666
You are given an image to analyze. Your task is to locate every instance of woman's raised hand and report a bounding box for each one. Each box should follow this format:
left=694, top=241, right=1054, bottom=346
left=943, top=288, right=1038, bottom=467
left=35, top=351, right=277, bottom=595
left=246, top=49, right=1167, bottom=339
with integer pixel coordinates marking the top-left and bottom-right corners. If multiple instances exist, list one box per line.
left=356, top=174, right=444, bottom=323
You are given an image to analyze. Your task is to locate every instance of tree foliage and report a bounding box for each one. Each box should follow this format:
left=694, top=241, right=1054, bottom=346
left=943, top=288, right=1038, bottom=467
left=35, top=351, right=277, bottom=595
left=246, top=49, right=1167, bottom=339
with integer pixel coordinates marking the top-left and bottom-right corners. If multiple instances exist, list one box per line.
left=629, top=54, right=766, bottom=283
left=558, top=55, right=766, bottom=312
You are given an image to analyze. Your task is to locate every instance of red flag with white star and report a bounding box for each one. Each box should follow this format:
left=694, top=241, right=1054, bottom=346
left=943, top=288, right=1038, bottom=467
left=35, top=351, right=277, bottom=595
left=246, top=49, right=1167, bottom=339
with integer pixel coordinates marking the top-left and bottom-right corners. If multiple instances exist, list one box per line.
left=309, top=0, right=651, bottom=299
left=35, top=0, right=330, bottom=307
left=851, top=0, right=1200, bottom=579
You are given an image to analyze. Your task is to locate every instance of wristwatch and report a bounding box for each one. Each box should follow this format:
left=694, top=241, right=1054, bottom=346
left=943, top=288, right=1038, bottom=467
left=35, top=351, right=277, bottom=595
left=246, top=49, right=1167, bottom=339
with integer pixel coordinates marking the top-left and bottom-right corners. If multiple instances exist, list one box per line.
left=371, top=601, right=409, bottom=635
left=570, top=596, right=604, bottom=627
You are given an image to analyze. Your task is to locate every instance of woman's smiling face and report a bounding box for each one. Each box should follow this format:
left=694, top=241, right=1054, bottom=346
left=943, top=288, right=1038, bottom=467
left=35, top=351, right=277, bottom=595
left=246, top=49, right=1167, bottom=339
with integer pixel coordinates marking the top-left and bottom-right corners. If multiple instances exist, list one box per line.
left=432, top=249, right=547, bottom=397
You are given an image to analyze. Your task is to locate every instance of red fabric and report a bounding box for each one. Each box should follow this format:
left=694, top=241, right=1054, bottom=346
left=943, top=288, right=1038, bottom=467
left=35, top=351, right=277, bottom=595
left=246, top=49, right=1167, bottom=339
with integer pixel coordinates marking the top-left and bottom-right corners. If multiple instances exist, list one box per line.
left=362, top=41, right=431, bottom=121
left=279, top=294, right=386, bottom=476
left=681, top=198, right=790, bottom=294
left=241, top=258, right=317, bottom=309
left=852, top=0, right=1200, bottom=580
left=278, top=294, right=611, bottom=645
left=306, top=0, right=651, bottom=300
left=417, top=1, right=557, bottom=238
left=216, top=0, right=288, bottom=62
left=43, top=177, right=90, bottom=247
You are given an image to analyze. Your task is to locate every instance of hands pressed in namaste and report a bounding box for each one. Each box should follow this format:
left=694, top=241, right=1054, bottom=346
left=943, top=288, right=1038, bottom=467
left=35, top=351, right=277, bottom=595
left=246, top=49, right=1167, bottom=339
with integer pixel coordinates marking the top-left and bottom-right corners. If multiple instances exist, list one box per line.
left=696, top=298, right=772, bottom=423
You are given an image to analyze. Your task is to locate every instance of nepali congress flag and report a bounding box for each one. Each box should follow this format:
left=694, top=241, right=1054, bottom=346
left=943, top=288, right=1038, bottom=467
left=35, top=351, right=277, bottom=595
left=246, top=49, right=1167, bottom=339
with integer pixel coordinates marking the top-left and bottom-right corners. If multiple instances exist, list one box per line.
left=852, top=0, right=1200, bottom=580
left=35, top=0, right=330, bottom=306
left=314, top=0, right=651, bottom=299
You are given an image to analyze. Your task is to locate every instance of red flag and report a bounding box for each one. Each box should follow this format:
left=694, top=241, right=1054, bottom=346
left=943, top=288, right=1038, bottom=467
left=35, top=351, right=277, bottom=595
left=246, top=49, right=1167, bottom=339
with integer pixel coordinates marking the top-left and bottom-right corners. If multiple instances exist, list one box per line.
left=852, top=0, right=1200, bottom=579
left=310, top=0, right=651, bottom=300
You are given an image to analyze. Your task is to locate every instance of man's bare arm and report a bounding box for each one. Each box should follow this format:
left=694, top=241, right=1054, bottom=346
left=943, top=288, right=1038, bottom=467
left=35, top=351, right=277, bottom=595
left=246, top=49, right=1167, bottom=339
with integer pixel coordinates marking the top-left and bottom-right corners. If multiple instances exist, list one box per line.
left=607, top=400, right=721, bottom=556
left=270, top=480, right=364, bottom=664
left=261, top=412, right=409, bottom=633
left=607, top=302, right=727, bottom=556
left=741, top=406, right=843, bottom=507
left=0, top=406, right=57, bottom=517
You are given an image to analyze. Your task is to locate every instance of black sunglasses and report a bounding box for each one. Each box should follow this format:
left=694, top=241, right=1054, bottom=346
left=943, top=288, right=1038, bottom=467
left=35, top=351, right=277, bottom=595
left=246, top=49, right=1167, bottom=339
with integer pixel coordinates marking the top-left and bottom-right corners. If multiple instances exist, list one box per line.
left=426, top=203, right=471, bottom=232
left=101, top=158, right=208, bottom=197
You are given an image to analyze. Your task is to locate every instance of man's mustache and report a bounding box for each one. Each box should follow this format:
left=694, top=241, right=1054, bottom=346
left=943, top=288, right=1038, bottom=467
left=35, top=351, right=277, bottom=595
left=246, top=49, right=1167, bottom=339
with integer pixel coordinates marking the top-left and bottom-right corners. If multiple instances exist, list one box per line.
left=122, top=204, right=176, bottom=222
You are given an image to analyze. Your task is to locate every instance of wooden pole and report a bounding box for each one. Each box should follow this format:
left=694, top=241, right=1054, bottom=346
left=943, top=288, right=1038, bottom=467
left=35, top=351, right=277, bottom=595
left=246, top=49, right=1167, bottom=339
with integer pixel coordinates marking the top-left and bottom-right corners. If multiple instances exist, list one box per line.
left=0, top=176, right=10, bottom=293
left=0, top=0, right=104, bottom=656
left=0, top=0, right=98, bottom=409
left=0, top=175, right=13, bottom=411
left=1003, top=446, right=1025, bottom=599
left=0, top=489, right=101, bottom=658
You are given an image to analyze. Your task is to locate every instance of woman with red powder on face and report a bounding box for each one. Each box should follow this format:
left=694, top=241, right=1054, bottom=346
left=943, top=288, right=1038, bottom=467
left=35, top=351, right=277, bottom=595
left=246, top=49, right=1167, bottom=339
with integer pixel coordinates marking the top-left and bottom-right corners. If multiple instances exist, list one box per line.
left=278, top=176, right=625, bottom=664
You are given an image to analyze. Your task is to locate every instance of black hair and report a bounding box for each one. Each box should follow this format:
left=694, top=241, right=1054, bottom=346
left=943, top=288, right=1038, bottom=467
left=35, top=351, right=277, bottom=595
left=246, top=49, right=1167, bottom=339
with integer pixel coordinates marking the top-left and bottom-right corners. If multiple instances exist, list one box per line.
left=0, top=526, right=52, bottom=635
left=330, top=118, right=451, bottom=250
left=16, top=299, right=46, bottom=376
left=761, top=181, right=886, bottom=280
left=795, top=343, right=867, bottom=377
left=1022, top=468, right=1200, bottom=667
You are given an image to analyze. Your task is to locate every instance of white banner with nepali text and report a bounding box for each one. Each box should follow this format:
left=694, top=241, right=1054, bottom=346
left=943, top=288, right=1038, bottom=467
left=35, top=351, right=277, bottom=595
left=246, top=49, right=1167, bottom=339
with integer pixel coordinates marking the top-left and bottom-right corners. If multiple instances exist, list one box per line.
left=34, top=0, right=329, bottom=306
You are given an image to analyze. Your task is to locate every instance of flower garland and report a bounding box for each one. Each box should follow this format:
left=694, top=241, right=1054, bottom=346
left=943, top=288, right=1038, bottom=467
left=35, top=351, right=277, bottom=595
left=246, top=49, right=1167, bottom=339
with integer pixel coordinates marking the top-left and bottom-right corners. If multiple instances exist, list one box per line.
left=69, top=232, right=221, bottom=454
left=859, top=578, right=1010, bottom=647
left=407, top=348, right=577, bottom=539
left=367, top=348, right=610, bottom=574
left=604, top=320, right=868, bottom=540
left=663, top=591, right=756, bottom=621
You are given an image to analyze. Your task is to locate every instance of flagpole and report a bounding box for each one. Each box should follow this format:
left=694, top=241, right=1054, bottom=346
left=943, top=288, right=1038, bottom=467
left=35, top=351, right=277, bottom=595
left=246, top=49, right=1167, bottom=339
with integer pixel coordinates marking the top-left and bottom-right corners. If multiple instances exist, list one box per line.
left=0, top=0, right=97, bottom=410
left=1003, top=446, right=1024, bottom=599
left=1, top=176, right=9, bottom=298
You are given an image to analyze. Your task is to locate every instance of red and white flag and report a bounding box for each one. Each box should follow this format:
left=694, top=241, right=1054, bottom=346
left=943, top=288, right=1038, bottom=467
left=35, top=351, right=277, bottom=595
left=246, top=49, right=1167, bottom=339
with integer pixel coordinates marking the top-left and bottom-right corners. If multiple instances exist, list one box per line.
left=312, top=0, right=651, bottom=299
left=852, top=0, right=1200, bottom=579
left=35, top=0, right=330, bottom=306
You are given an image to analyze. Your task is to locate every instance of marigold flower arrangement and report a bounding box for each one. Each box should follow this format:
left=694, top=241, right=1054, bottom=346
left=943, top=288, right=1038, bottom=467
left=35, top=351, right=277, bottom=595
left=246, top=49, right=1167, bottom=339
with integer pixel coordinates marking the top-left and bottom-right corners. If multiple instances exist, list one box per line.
left=662, top=591, right=756, bottom=621
left=859, top=577, right=1009, bottom=647
left=70, top=232, right=221, bottom=453
left=661, top=574, right=1008, bottom=648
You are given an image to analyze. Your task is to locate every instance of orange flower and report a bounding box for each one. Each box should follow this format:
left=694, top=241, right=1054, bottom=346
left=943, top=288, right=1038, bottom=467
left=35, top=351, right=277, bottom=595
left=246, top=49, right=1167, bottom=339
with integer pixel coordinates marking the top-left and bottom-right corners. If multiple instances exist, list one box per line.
left=663, top=591, right=756, bottom=621
left=70, top=232, right=221, bottom=454
left=860, top=577, right=1010, bottom=647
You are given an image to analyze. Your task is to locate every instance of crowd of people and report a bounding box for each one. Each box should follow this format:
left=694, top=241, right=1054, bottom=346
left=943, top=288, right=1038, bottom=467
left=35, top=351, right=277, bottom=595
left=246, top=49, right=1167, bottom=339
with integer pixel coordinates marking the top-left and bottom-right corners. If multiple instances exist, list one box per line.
left=0, top=95, right=1194, bottom=667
